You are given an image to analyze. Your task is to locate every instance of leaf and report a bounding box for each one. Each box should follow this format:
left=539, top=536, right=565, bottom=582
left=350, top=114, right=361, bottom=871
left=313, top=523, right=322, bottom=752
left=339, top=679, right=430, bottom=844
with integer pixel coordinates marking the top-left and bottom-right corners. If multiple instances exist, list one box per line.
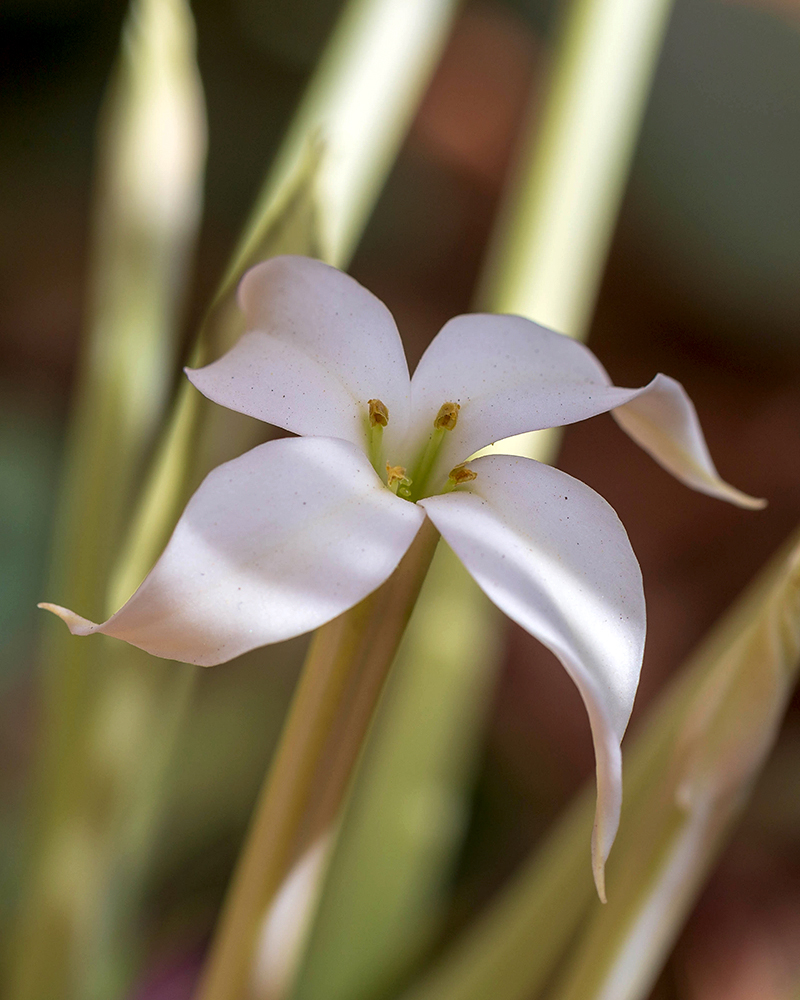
left=16, top=0, right=206, bottom=996
left=396, top=530, right=800, bottom=1000
left=547, top=533, right=800, bottom=1000
left=108, top=146, right=327, bottom=605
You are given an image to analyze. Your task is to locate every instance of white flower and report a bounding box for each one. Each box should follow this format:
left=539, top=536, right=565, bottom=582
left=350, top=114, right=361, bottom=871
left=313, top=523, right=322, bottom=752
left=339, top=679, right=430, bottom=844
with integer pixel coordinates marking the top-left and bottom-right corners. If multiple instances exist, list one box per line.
left=41, top=256, right=762, bottom=895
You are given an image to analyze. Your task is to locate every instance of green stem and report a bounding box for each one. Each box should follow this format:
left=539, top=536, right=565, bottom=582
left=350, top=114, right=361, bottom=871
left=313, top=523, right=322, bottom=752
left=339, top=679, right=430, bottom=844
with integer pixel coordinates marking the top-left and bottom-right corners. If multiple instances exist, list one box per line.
left=10, top=2, right=205, bottom=997
left=475, top=0, right=673, bottom=458
left=14, top=0, right=460, bottom=996
left=195, top=520, right=440, bottom=1000
left=480, top=0, right=673, bottom=335
left=229, top=0, right=459, bottom=273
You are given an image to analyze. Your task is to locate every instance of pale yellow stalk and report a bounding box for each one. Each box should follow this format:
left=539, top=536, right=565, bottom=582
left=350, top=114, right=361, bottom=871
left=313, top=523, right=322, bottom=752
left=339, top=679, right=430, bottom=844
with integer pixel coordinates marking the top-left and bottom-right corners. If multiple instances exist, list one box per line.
left=195, top=522, right=441, bottom=1000
left=547, top=532, right=800, bottom=1000
left=19, top=0, right=461, bottom=997
left=233, top=0, right=459, bottom=273
left=11, top=3, right=205, bottom=998
left=399, top=529, right=800, bottom=1000
left=477, top=0, right=673, bottom=462
left=284, top=1, right=676, bottom=997
left=286, top=545, right=501, bottom=1000
left=481, top=0, right=672, bottom=333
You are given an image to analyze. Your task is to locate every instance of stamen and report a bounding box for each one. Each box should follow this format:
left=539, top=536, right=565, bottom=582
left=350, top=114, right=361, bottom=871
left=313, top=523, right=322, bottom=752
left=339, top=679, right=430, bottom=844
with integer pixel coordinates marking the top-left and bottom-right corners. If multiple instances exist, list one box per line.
left=386, top=463, right=412, bottom=498
left=386, top=464, right=406, bottom=486
left=367, top=399, right=389, bottom=472
left=433, top=402, right=460, bottom=431
left=368, top=399, right=389, bottom=427
left=407, top=401, right=463, bottom=501
left=448, top=464, right=477, bottom=485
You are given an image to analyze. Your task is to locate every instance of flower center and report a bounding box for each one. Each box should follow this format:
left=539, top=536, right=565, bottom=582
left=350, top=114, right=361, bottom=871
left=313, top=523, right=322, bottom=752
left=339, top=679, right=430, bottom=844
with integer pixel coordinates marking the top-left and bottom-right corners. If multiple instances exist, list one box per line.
left=366, top=398, right=474, bottom=501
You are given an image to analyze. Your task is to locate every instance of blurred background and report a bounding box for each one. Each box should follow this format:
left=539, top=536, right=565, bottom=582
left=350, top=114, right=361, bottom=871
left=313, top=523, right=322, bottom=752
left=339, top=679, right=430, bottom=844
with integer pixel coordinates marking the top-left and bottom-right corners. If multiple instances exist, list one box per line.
left=2, top=0, right=800, bottom=997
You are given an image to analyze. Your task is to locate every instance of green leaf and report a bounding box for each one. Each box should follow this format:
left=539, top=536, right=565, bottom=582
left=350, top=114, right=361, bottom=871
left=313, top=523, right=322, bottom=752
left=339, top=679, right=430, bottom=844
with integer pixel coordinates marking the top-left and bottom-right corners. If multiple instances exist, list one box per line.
left=18, top=0, right=465, bottom=994
left=108, top=142, right=327, bottom=606
left=13, top=0, right=206, bottom=996
left=547, top=532, right=800, bottom=1000
left=397, top=531, right=800, bottom=1000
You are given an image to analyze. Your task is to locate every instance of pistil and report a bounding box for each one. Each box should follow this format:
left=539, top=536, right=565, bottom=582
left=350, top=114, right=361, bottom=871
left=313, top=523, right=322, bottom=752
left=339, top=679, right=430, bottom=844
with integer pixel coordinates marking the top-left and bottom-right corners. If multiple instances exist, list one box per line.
left=386, top=464, right=413, bottom=498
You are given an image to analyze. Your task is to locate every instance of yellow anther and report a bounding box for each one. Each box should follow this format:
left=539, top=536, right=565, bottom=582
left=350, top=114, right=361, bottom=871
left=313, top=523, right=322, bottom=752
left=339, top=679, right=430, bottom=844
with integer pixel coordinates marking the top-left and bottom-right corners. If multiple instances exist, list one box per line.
left=448, top=464, right=477, bottom=485
left=386, top=463, right=413, bottom=498
left=368, top=399, right=389, bottom=427
left=433, top=402, right=460, bottom=431
left=386, top=464, right=409, bottom=487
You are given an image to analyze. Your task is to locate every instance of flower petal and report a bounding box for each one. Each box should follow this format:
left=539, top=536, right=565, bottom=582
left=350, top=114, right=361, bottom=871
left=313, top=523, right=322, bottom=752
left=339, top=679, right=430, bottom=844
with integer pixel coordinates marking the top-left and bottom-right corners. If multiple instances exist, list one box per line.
left=419, top=455, right=646, bottom=896
left=405, top=314, right=636, bottom=488
left=405, top=316, right=761, bottom=510
left=612, top=373, right=766, bottom=509
left=40, top=437, right=425, bottom=666
left=187, top=256, right=411, bottom=452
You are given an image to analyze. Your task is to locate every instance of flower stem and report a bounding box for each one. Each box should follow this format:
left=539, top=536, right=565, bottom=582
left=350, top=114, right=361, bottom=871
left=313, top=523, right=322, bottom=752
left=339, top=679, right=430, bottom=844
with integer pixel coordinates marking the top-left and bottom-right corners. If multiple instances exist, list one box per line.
left=480, top=0, right=673, bottom=336
left=474, top=0, right=672, bottom=466
left=195, top=519, right=440, bottom=1000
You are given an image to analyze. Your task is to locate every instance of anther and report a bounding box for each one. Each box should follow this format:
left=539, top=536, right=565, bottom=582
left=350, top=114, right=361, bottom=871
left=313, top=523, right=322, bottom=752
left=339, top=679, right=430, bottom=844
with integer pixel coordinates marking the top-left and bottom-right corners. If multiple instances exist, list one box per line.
left=368, top=399, right=389, bottom=427
left=386, top=464, right=408, bottom=487
left=448, top=464, right=477, bottom=485
left=386, top=463, right=413, bottom=497
left=433, top=402, right=460, bottom=431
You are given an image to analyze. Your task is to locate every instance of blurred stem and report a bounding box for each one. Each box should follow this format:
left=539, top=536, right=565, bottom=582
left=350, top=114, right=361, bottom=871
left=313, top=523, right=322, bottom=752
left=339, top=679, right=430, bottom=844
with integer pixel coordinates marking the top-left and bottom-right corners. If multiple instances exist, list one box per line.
left=11, top=1, right=205, bottom=998
left=398, top=665, right=695, bottom=1000
left=547, top=531, right=800, bottom=1000
left=476, top=0, right=673, bottom=469
left=15, top=0, right=460, bottom=995
left=39, top=0, right=205, bottom=781
left=401, top=529, right=800, bottom=1000
left=286, top=1, right=675, bottom=997
left=231, top=0, right=459, bottom=273
left=195, top=0, right=461, bottom=371
left=287, top=544, right=502, bottom=1000
left=195, top=521, right=440, bottom=1000
left=480, top=0, right=672, bottom=334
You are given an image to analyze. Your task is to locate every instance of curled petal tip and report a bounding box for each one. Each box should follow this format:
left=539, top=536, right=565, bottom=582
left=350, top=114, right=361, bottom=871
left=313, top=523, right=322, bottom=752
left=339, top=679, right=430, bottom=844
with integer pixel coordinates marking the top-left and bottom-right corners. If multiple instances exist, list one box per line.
left=38, top=603, right=100, bottom=636
left=612, top=375, right=768, bottom=511
left=677, top=478, right=766, bottom=510
left=693, top=477, right=767, bottom=510
left=728, top=489, right=768, bottom=512
left=591, top=832, right=608, bottom=904
left=594, top=865, right=608, bottom=905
